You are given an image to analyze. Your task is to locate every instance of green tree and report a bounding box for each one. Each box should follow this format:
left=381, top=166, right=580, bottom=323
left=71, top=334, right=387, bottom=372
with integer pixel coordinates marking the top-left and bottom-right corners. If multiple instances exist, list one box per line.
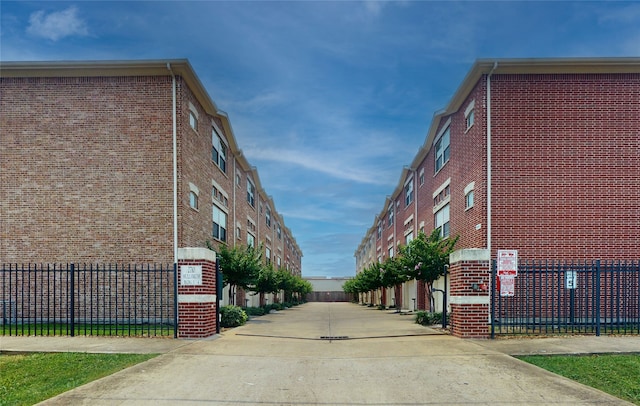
left=380, top=255, right=407, bottom=306
left=253, top=263, right=280, bottom=305
left=212, top=242, right=263, bottom=305
left=399, top=229, right=458, bottom=311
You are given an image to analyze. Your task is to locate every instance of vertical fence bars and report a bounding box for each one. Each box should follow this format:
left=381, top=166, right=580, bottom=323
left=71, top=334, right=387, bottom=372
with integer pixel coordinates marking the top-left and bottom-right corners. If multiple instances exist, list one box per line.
left=491, top=260, right=640, bottom=337
left=0, top=263, right=176, bottom=337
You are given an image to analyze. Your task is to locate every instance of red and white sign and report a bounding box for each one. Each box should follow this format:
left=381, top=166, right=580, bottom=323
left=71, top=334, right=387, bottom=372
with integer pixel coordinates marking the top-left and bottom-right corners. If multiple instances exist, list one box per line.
left=499, top=275, right=515, bottom=297
left=497, top=250, right=518, bottom=277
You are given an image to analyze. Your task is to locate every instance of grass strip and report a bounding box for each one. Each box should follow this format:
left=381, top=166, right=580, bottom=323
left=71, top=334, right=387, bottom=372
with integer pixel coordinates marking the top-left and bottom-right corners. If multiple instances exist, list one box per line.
left=518, top=354, right=640, bottom=405
left=0, top=352, right=157, bottom=406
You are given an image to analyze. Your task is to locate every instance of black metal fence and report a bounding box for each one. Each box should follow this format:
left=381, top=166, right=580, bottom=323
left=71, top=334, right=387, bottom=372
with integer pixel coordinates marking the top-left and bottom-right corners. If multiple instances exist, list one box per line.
left=491, top=260, right=640, bottom=337
left=1, top=263, right=177, bottom=337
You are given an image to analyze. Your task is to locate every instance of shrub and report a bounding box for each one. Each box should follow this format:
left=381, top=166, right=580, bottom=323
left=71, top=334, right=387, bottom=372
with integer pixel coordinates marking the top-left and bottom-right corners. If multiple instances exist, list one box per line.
left=220, top=305, right=248, bottom=328
left=244, top=306, right=266, bottom=316
left=415, top=311, right=449, bottom=326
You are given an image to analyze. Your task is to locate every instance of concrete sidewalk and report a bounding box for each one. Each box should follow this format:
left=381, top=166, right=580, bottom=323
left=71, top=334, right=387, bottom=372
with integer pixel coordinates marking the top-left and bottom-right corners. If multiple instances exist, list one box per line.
left=1, top=303, right=638, bottom=405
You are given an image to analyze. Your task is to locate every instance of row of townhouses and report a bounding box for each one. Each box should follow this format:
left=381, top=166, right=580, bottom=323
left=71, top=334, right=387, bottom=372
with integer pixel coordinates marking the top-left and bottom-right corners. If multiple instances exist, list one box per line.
left=354, top=58, right=640, bottom=312
left=1, top=60, right=302, bottom=306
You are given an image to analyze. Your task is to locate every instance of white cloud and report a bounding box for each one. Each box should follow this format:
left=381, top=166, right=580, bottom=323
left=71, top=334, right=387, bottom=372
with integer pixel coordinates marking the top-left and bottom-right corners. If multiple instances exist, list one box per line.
left=27, top=6, right=88, bottom=41
left=244, top=146, right=397, bottom=186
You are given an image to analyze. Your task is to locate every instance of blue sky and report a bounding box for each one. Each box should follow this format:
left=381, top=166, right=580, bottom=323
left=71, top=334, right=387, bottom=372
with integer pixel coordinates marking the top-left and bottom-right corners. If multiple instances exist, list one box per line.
left=2, top=1, right=638, bottom=277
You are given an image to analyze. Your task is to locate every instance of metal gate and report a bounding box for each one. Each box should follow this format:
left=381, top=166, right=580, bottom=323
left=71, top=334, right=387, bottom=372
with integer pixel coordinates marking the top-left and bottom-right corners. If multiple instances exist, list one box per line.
left=1, top=263, right=177, bottom=337
left=491, top=260, right=640, bottom=337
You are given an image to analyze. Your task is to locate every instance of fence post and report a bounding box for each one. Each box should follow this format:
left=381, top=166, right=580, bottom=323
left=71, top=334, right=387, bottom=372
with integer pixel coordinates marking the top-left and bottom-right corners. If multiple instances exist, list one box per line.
left=595, top=259, right=601, bottom=337
left=177, top=247, right=218, bottom=338
left=70, top=263, right=75, bottom=337
left=449, top=249, right=491, bottom=338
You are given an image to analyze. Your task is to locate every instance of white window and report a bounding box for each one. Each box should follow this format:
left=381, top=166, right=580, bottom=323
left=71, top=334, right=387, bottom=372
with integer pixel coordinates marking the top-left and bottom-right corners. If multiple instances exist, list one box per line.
left=212, top=205, right=227, bottom=242
left=387, top=205, right=394, bottom=227
left=265, top=247, right=271, bottom=264
left=405, top=232, right=414, bottom=245
left=405, top=179, right=414, bottom=206
left=466, top=191, right=474, bottom=209
left=247, top=233, right=255, bottom=248
left=212, top=128, right=227, bottom=173
left=464, top=181, right=475, bottom=210
left=388, top=247, right=394, bottom=258
left=189, top=111, right=198, bottom=131
left=419, top=168, right=425, bottom=186
left=435, top=126, right=450, bottom=172
left=189, top=191, right=198, bottom=209
left=266, top=207, right=271, bottom=227
left=277, top=224, right=282, bottom=239
left=277, top=256, right=281, bottom=268
left=188, top=183, right=199, bottom=210
left=465, top=100, right=475, bottom=131
left=247, top=179, right=255, bottom=207
left=377, top=223, right=382, bottom=239
left=435, top=204, right=450, bottom=238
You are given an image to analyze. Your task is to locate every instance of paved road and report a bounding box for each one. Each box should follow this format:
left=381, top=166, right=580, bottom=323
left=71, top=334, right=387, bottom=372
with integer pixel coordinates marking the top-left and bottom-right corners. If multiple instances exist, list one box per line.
left=27, top=302, right=636, bottom=405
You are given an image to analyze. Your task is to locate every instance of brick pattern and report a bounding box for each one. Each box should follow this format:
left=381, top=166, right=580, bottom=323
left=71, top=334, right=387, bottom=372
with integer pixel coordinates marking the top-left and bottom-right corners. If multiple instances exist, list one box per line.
left=1, top=70, right=302, bottom=277
left=490, top=73, right=640, bottom=260
left=449, top=258, right=491, bottom=338
left=1, top=76, right=174, bottom=264
left=177, top=258, right=217, bottom=338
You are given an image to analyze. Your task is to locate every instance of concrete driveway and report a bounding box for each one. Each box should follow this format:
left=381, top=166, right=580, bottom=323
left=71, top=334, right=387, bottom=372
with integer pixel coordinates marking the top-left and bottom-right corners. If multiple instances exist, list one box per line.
left=37, top=302, right=633, bottom=405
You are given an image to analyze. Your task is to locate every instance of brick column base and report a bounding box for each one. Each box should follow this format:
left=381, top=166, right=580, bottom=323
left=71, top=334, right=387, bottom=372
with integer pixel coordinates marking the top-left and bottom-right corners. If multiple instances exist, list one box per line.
left=449, top=249, right=491, bottom=339
left=177, top=247, right=218, bottom=338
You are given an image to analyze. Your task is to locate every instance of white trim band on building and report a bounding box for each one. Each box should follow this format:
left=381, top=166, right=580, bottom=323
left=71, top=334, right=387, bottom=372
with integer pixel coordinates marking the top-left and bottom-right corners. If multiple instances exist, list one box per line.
left=450, top=296, right=490, bottom=305
left=178, top=247, right=217, bottom=262
left=178, top=294, right=217, bottom=303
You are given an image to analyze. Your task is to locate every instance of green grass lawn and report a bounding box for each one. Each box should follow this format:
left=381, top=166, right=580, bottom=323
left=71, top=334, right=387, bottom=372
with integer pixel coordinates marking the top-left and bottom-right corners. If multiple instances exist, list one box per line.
left=0, top=352, right=157, bottom=406
left=518, top=354, right=640, bottom=405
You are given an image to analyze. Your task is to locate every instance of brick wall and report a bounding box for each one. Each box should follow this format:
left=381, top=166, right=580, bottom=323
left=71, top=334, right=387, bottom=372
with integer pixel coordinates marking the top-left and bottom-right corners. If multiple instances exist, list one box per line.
left=449, top=249, right=491, bottom=338
left=0, top=75, right=174, bottom=264
left=177, top=248, right=218, bottom=338
left=490, top=73, right=640, bottom=261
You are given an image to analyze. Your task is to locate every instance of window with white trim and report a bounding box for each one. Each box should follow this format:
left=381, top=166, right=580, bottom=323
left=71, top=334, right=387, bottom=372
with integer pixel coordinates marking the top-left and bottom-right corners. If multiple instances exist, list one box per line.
left=189, top=191, right=198, bottom=209
left=419, top=168, right=425, bottom=186
left=265, top=207, right=271, bottom=227
left=465, top=100, right=475, bottom=131
left=465, top=190, right=474, bottom=209
left=247, top=233, right=255, bottom=248
left=188, top=183, right=199, bottom=210
left=265, top=246, right=271, bottom=264
left=405, top=232, right=414, bottom=245
left=212, top=128, right=227, bottom=173
left=435, top=126, right=450, bottom=172
left=247, top=179, right=255, bottom=207
left=212, top=205, right=227, bottom=242
left=189, top=111, right=198, bottom=131
left=435, top=204, right=450, bottom=238
left=464, top=181, right=475, bottom=210
left=405, top=179, right=414, bottom=207
left=387, top=205, right=394, bottom=227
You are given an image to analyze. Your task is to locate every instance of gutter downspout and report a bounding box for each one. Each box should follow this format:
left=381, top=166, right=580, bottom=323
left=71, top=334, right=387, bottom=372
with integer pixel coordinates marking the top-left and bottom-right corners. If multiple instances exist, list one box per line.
left=486, top=62, right=498, bottom=253
left=167, top=63, right=179, bottom=338
left=167, top=63, right=178, bottom=267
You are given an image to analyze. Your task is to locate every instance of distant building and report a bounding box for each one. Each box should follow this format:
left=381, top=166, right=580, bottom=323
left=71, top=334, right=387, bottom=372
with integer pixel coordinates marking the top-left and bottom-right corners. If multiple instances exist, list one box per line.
left=0, top=60, right=302, bottom=291
left=305, top=277, right=353, bottom=302
left=355, top=58, right=640, bottom=311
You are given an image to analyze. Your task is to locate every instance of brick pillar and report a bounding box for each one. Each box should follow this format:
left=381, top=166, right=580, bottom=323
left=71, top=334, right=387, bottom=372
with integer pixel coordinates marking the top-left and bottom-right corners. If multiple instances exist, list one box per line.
left=177, top=247, right=218, bottom=338
left=449, top=249, right=491, bottom=339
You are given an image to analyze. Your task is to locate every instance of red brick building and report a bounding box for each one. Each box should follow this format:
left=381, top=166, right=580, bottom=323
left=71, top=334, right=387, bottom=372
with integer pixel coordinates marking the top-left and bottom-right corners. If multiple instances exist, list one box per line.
left=0, top=60, right=302, bottom=279
left=355, top=58, right=640, bottom=311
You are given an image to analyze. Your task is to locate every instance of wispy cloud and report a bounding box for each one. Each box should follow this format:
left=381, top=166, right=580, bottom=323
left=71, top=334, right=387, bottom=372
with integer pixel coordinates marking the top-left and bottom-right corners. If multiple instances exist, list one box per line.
left=27, top=6, right=88, bottom=41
